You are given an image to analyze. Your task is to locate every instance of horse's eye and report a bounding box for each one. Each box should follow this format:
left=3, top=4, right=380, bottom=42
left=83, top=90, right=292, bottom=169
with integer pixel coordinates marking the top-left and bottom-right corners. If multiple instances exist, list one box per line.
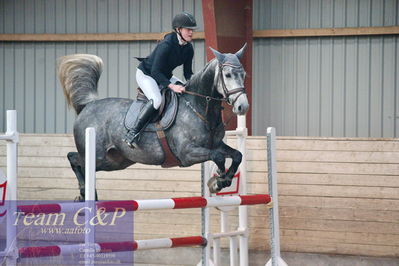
left=225, top=73, right=231, bottom=78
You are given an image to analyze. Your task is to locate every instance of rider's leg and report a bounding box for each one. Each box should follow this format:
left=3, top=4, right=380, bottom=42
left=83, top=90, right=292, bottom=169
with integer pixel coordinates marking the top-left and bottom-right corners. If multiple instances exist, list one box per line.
left=136, top=69, right=162, bottom=109
left=123, top=69, right=161, bottom=148
left=124, top=99, right=157, bottom=148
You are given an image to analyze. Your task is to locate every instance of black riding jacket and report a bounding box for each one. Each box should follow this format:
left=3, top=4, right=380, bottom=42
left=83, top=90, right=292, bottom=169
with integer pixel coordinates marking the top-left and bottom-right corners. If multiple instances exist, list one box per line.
left=138, top=32, right=194, bottom=88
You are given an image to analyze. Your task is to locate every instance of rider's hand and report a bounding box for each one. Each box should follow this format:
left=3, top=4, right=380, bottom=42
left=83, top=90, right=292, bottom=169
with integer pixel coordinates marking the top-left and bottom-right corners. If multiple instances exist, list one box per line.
left=169, top=84, right=185, bottom=94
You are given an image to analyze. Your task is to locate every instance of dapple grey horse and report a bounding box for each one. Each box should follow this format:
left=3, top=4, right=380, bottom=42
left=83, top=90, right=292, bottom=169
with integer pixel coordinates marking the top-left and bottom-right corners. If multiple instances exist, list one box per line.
left=57, top=44, right=249, bottom=201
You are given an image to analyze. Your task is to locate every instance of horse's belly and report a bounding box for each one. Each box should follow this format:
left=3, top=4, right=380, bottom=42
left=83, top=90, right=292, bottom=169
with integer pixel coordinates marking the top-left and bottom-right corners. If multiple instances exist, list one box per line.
left=120, top=132, right=166, bottom=165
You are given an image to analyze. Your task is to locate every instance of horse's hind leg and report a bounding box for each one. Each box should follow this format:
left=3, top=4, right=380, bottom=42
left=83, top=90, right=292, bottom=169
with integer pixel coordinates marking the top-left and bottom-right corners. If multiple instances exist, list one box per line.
left=68, top=146, right=133, bottom=202
left=67, top=152, right=85, bottom=201
left=67, top=152, right=98, bottom=202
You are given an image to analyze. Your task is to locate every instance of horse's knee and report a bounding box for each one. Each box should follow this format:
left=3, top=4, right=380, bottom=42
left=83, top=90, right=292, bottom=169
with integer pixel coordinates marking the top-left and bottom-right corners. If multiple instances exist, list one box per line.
left=67, top=152, right=75, bottom=161
left=67, top=152, right=80, bottom=165
left=210, top=150, right=225, bottom=165
left=232, top=151, right=242, bottom=164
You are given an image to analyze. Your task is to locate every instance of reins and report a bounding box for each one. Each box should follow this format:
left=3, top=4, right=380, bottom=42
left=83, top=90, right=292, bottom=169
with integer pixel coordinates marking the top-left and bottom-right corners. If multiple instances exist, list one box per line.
left=183, top=90, right=226, bottom=102
left=183, top=90, right=226, bottom=118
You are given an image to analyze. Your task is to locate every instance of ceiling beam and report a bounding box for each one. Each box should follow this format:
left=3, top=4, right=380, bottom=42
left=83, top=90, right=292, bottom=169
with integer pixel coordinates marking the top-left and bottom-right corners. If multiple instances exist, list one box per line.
left=0, top=32, right=205, bottom=42
left=253, top=26, right=399, bottom=38
left=1, top=26, right=397, bottom=42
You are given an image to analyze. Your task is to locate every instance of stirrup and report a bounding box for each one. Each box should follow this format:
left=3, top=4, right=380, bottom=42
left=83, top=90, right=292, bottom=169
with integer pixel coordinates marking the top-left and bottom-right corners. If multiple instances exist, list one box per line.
left=128, top=136, right=140, bottom=149
left=123, top=131, right=140, bottom=148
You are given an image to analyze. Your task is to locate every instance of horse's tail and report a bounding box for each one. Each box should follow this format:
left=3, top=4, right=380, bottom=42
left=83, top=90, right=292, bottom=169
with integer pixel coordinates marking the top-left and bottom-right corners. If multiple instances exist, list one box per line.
left=57, top=54, right=103, bottom=114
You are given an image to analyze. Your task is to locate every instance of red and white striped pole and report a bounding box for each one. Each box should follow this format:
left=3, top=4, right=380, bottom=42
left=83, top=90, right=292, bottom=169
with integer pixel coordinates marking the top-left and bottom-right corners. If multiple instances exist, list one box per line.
left=18, top=236, right=207, bottom=258
left=17, top=194, right=271, bottom=214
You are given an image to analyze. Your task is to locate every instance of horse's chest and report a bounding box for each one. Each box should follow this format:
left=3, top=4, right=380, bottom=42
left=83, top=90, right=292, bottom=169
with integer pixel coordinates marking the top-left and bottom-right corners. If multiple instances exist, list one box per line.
left=193, top=128, right=223, bottom=148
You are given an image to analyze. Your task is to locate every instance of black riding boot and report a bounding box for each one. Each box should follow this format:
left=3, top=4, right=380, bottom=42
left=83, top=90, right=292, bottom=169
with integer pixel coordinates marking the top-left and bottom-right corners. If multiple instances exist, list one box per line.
left=123, top=100, right=157, bottom=148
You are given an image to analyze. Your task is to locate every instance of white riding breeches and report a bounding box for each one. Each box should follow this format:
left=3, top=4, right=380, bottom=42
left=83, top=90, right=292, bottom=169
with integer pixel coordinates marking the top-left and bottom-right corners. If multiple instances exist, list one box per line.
left=136, top=68, right=183, bottom=109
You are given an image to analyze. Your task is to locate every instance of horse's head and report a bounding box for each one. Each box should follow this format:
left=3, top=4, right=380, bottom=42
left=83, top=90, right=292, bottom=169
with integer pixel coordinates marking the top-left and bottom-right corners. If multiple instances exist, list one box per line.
left=210, top=44, right=249, bottom=115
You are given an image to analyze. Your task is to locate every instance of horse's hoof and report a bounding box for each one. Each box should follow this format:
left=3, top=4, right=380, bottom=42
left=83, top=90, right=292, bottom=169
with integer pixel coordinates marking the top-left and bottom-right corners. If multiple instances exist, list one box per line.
left=207, top=176, right=221, bottom=194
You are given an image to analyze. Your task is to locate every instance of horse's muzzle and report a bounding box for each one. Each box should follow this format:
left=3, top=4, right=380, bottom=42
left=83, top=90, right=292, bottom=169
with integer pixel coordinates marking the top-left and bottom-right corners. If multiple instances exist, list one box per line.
left=232, top=93, right=249, bottom=115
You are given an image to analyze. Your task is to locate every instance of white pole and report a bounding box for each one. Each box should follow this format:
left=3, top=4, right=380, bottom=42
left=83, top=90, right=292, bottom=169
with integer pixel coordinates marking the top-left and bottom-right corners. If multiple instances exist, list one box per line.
left=199, top=115, right=248, bottom=266
left=212, top=239, right=221, bottom=266
left=237, top=115, right=249, bottom=266
left=200, top=162, right=211, bottom=266
left=4, top=110, right=18, bottom=266
left=220, top=211, right=228, bottom=233
left=266, top=128, right=287, bottom=266
left=221, top=210, right=237, bottom=266
left=229, top=237, right=238, bottom=266
left=85, top=128, right=96, bottom=201
left=85, top=128, right=96, bottom=266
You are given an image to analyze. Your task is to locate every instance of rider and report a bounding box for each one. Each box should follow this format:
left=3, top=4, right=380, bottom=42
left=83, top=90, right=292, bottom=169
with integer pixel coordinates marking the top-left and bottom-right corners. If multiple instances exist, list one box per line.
left=124, top=11, right=197, bottom=148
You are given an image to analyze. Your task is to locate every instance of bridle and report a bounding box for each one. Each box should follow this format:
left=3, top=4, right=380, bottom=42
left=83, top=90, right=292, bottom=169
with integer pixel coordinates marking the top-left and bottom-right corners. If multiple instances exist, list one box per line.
left=182, top=61, right=246, bottom=126
left=184, top=62, right=246, bottom=105
left=217, top=62, right=246, bottom=106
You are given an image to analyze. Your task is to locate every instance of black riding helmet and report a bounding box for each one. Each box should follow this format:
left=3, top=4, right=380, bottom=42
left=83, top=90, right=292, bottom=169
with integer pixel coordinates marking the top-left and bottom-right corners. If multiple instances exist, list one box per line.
left=172, top=12, right=197, bottom=30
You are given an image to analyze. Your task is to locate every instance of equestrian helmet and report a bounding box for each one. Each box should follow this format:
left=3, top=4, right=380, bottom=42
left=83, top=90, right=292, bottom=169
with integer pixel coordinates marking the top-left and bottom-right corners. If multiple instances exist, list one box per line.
left=172, top=12, right=197, bottom=29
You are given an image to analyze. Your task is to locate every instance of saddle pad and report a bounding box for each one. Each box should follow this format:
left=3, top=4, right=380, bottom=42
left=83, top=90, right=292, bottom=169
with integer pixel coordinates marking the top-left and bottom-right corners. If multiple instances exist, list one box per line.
left=124, top=92, right=178, bottom=132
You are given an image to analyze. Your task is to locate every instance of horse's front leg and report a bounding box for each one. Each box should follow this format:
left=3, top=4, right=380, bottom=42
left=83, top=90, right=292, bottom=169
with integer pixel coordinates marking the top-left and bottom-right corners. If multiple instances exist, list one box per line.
left=179, top=143, right=241, bottom=193
left=207, top=142, right=242, bottom=193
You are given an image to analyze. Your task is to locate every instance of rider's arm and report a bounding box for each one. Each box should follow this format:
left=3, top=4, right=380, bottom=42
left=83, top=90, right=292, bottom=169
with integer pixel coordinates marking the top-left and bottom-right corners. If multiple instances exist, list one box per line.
left=183, top=46, right=194, bottom=81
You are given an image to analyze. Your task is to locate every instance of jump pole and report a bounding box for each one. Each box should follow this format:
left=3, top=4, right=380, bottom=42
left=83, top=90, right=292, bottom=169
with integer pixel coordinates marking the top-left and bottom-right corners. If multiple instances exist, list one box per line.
left=236, top=115, right=249, bottom=266
left=266, top=127, right=287, bottom=266
left=84, top=128, right=96, bottom=266
left=18, top=236, right=208, bottom=258
left=224, top=115, right=249, bottom=266
left=0, top=110, right=19, bottom=266
left=82, top=127, right=270, bottom=266
left=200, top=124, right=288, bottom=266
left=0, top=114, right=273, bottom=265
left=17, top=194, right=271, bottom=214
left=200, top=115, right=249, bottom=266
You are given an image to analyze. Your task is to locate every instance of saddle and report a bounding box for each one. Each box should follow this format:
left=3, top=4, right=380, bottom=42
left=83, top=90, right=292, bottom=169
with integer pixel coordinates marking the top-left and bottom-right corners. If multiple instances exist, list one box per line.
left=124, top=88, right=178, bottom=132
left=124, top=88, right=180, bottom=168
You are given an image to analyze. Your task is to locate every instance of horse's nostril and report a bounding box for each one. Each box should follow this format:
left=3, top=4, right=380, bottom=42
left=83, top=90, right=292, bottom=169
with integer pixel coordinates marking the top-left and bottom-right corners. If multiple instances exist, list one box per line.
left=238, top=105, right=242, bottom=112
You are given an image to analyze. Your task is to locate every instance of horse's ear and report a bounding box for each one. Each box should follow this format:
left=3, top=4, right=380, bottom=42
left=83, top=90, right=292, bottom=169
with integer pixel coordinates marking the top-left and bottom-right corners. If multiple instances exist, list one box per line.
left=209, top=47, right=225, bottom=63
left=235, top=43, right=247, bottom=60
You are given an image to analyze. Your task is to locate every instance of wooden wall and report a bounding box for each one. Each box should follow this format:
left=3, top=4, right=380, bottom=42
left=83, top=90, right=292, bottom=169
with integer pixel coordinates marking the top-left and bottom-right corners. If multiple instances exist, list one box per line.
left=0, top=134, right=398, bottom=257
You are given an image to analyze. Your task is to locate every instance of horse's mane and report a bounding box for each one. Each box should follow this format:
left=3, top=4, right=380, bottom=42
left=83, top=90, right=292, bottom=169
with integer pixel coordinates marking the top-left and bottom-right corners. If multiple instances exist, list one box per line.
left=185, top=59, right=218, bottom=91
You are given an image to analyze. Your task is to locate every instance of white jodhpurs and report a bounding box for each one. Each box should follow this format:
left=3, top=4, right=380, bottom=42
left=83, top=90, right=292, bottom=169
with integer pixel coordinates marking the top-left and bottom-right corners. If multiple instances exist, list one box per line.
left=136, top=68, right=183, bottom=109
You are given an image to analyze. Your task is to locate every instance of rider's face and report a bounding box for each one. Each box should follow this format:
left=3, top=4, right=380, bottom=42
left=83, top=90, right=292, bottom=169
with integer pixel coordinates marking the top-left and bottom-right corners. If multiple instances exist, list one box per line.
left=179, top=28, right=194, bottom=42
